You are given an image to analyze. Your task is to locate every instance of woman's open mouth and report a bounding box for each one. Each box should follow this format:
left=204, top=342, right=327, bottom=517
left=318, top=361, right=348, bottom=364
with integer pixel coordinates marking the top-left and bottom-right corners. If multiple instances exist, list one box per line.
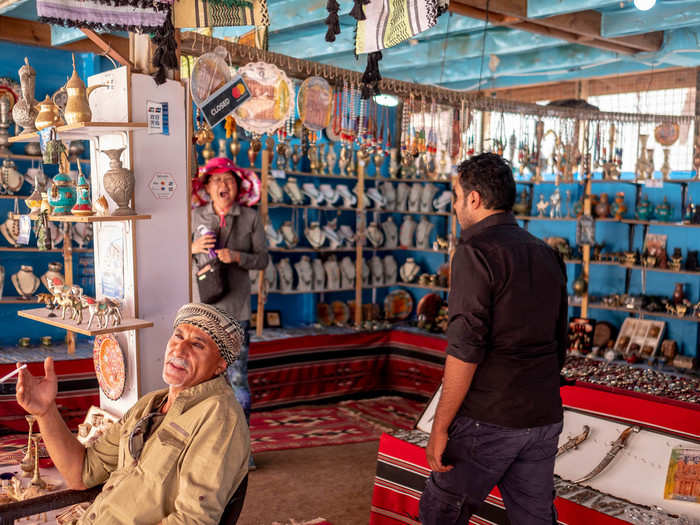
left=219, top=190, right=230, bottom=199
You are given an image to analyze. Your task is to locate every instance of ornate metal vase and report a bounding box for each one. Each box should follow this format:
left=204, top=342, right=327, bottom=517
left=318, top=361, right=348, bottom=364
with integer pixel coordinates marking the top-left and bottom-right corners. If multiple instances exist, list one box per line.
left=102, top=148, right=135, bottom=216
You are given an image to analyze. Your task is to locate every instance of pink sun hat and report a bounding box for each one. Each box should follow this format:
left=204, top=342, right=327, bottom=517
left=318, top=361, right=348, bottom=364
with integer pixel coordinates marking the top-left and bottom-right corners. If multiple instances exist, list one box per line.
left=198, top=157, right=261, bottom=207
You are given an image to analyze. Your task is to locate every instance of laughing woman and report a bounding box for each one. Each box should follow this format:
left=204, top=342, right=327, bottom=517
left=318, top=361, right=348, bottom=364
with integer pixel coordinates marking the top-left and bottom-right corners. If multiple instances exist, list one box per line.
left=191, top=157, right=269, bottom=469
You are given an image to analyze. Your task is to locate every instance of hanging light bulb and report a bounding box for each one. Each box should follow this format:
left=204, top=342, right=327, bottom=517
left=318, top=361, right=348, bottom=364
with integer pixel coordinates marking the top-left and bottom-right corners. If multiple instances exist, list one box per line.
left=633, top=0, right=655, bottom=10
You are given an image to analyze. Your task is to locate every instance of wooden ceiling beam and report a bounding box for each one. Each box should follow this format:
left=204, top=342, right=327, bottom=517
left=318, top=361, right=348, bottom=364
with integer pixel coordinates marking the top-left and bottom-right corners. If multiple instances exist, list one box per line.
left=0, top=16, right=129, bottom=59
left=450, top=0, right=662, bottom=54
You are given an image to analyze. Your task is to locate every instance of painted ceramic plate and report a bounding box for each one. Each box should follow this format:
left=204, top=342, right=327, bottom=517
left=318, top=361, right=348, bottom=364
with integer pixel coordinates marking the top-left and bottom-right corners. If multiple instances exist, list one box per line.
left=325, top=94, right=341, bottom=142
left=0, top=77, right=20, bottom=109
left=234, top=62, right=294, bottom=135
left=317, top=302, right=333, bottom=326
left=654, top=122, right=680, bottom=147
left=331, top=300, right=351, bottom=325
left=384, top=289, right=414, bottom=321
left=93, top=334, right=126, bottom=401
left=297, top=76, right=333, bottom=131
left=417, top=293, right=443, bottom=323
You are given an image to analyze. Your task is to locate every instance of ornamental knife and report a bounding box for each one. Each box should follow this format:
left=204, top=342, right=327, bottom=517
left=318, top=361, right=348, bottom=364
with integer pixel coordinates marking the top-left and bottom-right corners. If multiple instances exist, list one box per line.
left=556, top=425, right=590, bottom=457
left=573, top=425, right=640, bottom=484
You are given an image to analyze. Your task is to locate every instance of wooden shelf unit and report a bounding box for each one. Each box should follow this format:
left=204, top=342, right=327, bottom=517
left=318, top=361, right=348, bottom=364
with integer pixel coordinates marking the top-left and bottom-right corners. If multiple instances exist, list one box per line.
left=8, top=122, right=147, bottom=143
left=1, top=153, right=90, bottom=165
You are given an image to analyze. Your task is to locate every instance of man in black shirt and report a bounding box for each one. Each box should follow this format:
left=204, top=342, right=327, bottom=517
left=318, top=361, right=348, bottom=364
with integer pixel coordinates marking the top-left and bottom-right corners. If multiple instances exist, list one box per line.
left=419, top=153, right=568, bottom=525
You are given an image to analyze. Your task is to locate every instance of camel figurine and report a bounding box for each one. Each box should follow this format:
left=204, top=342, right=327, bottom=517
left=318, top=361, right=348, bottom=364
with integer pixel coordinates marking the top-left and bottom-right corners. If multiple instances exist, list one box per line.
left=85, top=297, right=122, bottom=329
left=36, top=293, right=56, bottom=316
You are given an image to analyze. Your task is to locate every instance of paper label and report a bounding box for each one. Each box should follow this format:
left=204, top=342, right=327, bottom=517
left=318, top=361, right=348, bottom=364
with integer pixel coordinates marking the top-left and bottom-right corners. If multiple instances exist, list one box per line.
left=271, top=169, right=286, bottom=179
left=644, top=179, right=663, bottom=188
left=147, top=101, right=169, bottom=135
left=149, top=172, right=177, bottom=199
left=17, top=215, right=31, bottom=245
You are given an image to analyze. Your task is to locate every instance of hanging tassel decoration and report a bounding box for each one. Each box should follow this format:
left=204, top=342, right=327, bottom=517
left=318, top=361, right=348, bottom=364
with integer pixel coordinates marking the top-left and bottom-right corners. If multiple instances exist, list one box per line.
left=325, top=0, right=341, bottom=42
left=151, top=7, right=178, bottom=85
left=360, top=51, right=382, bottom=99
left=349, top=0, right=368, bottom=21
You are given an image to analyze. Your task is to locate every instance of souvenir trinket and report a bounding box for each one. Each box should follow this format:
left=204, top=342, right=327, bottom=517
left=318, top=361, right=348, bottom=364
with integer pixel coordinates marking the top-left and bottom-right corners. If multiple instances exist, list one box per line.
left=34, top=95, right=64, bottom=130
left=93, top=334, right=126, bottom=400
left=654, top=122, right=680, bottom=146
left=0, top=96, right=11, bottom=156
left=660, top=148, right=672, bottom=180
left=384, top=289, right=413, bottom=321
left=573, top=426, right=640, bottom=484
left=41, top=262, right=64, bottom=292
left=18, top=337, right=31, bottom=347
left=63, top=54, right=106, bottom=125
left=71, top=171, right=93, bottom=216
left=686, top=250, right=699, bottom=271
left=234, top=62, right=294, bottom=135
left=1, top=160, right=23, bottom=194
left=297, top=77, right=332, bottom=131
left=636, top=194, right=653, bottom=221
left=331, top=300, right=351, bottom=326
left=512, top=189, right=530, bottom=216
left=669, top=248, right=683, bottom=271
left=48, top=170, right=76, bottom=215
left=12, top=58, right=39, bottom=136
left=536, top=194, right=549, bottom=217
left=101, top=148, right=135, bottom=215
left=594, top=193, right=611, bottom=218
left=654, top=196, right=672, bottom=222
left=12, top=265, right=40, bottom=299
left=612, top=192, right=626, bottom=220
left=556, top=425, right=590, bottom=457
left=549, top=188, right=562, bottom=218
left=24, top=176, right=42, bottom=214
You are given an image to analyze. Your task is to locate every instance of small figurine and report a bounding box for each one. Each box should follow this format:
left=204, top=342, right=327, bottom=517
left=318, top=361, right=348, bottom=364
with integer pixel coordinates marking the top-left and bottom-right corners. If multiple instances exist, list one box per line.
left=594, top=193, right=611, bottom=218
left=71, top=172, right=94, bottom=216
left=565, top=189, right=572, bottom=217
left=636, top=194, right=653, bottom=221
left=654, top=196, right=672, bottom=222
left=612, top=192, right=627, bottom=220
left=549, top=188, right=562, bottom=218
left=536, top=194, right=549, bottom=217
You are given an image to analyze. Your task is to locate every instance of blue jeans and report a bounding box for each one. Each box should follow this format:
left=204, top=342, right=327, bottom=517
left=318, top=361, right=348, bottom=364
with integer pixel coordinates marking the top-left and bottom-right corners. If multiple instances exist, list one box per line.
left=419, top=414, right=562, bottom=525
left=226, top=320, right=251, bottom=424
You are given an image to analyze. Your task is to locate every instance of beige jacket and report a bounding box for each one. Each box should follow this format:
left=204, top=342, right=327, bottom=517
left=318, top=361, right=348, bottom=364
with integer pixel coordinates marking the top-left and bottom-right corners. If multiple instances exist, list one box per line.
left=79, top=375, right=249, bottom=525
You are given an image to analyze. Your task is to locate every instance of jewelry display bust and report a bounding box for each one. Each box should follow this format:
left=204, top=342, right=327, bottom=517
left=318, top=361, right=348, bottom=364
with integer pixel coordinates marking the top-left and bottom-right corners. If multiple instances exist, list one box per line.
left=268, top=179, right=284, bottom=203
left=400, top=257, right=420, bottom=283
left=12, top=265, right=40, bottom=299
left=0, top=264, right=4, bottom=299
left=340, top=256, right=355, bottom=288
left=408, top=183, right=422, bottom=212
left=71, top=223, right=93, bottom=248
left=353, top=185, right=370, bottom=209
left=304, top=222, right=326, bottom=249
left=336, top=184, right=356, bottom=207
left=276, top=258, right=294, bottom=292
left=366, top=187, right=386, bottom=209
left=319, top=184, right=339, bottom=205
left=366, top=222, right=384, bottom=249
left=382, top=182, right=396, bottom=210
left=302, top=183, right=324, bottom=206
left=280, top=221, right=298, bottom=248
left=265, top=259, right=278, bottom=291
left=433, top=190, right=452, bottom=212
left=0, top=216, right=20, bottom=247
left=416, top=216, right=434, bottom=250
left=396, top=182, right=410, bottom=211
left=370, top=255, right=384, bottom=285
left=324, top=255, right=341, bottom=290
left=294, top=256, right=313, bottom=292
left=381, top=217, right=398, bottom=249
left=41, top=262, right=64, bottom=291
left=362, top=258, right=370, bottom=285
left=323, top=219, right=342, bottom=249
left=265, top=222, right=284, bottom=247
left=339, top=225, right=355, bottom=246
left=312, top=258, right=325, bottom=290
left=399, top=215, right=417, bottom=247
left=283, top=177, right=304, bottom=205
left=383, top=255, right=397, bottom=284
left=420, top=183, right=438, bottom=212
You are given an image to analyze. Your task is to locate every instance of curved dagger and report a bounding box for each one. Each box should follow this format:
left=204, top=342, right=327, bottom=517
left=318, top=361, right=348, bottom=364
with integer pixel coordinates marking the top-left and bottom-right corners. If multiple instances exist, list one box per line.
left=556, top=425, right=590, bottom=457
left=574, top=425, right=640, bottom=484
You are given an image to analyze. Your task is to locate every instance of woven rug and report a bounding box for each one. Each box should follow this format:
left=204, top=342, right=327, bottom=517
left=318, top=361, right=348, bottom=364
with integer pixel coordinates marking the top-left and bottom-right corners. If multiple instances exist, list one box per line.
left=250, top=397, right=425, bottom=454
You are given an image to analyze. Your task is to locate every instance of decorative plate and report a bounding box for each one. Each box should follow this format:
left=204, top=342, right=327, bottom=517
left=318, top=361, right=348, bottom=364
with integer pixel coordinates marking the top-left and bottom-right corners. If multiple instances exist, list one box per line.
left=189, top=46, right=232, bottom=106
left=654, top=122, right=680, bottom=147
left=0, top=77, right=20, bottom=109
left=234, top=62, right=294, bottom=135
left=417, top=293, right=443, bottom=324
left=297, top=76, right=332, bottom=131
left=384, top=289, right=414, bottom=321
left=331, top=300, right=351, bottom=325
left=317, top=302, right=333, bottom=326
left=325, top=95, right=341, bottom=142
left=93, top=334, right=126, bottom=401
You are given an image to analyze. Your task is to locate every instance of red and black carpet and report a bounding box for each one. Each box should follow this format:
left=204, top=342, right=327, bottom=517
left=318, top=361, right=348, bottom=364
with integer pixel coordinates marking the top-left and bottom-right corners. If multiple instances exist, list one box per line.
left=250, top=396, right=424, bottom=454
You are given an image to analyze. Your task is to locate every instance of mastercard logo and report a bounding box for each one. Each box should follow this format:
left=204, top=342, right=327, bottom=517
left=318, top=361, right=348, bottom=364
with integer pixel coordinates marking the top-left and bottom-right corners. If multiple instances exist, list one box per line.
left=231, top=82, right=246, bottom=98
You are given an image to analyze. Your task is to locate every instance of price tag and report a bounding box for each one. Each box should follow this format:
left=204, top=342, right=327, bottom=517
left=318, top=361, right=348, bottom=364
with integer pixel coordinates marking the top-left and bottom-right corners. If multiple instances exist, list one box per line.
left=271, top=169, right=286, bottom=179
left=644, top=179, right=663, bottom=188
left=17, top=215, right=31, bottom=245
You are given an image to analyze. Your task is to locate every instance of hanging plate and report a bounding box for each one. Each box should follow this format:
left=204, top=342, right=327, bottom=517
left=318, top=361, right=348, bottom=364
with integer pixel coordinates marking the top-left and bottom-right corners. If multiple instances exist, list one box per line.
left=189, top=46, right=232, bottom=107
left=93, top=334, right=126, bottom=401
left=325, top=95, right=341, bottom=142
left=384, top=289, right=414, bottom=321
left=234, top=62, right=294, bottom=135
left=654, top=122, right=680, bottom=147
left=331, top=300, right=351, bottom=325
left=317, top=302, right=333, bottom=326
left=417, top=293, right=443, bottom=324
left=0, top=77, right=20, bottom=109
left=297, top=76, right=333, bottom=131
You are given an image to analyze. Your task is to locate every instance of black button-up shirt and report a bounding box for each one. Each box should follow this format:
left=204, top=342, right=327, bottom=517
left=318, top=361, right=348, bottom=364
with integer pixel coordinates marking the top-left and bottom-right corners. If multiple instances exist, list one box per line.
left=447, top=212, right=568, bottom=428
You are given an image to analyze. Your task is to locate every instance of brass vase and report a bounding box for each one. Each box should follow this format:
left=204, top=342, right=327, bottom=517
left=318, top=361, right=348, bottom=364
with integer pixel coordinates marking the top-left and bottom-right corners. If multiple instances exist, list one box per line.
left=101, top=148, right=136, bottom=216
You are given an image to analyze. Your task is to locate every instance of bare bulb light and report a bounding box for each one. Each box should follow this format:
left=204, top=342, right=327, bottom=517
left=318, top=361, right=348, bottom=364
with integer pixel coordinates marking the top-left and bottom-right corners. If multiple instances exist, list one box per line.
left=633, top=0, right=655, bottom=10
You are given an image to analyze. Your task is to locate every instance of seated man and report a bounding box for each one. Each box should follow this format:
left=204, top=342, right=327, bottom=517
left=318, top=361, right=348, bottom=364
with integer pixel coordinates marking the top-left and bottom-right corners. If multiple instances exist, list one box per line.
left=15, top=303, right=250, bottom=524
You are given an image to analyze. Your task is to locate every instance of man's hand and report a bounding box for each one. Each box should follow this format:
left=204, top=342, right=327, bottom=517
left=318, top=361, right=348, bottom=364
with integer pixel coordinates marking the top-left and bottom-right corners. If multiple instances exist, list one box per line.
left=426, top=429, right=453, bottom=472
left=192, top=234, right=216, bottom=255
left=16, top=358, right=58, bottom=418
left=216, top=249, right=240, bottom=264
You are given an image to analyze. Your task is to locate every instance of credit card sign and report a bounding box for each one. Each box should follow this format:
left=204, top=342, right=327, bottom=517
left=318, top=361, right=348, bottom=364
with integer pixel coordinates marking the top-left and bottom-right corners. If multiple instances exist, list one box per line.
left=200, top=75, right=251, bottom=127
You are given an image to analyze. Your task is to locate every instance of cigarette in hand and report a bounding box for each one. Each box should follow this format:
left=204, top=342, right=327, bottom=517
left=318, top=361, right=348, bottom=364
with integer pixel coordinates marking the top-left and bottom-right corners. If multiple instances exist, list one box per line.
left=0, top=364, right=27, bottom=384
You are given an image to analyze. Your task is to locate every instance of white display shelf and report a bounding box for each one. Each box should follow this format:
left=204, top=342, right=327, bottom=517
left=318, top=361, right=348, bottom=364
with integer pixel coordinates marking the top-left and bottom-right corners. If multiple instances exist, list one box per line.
left=8, top=122, right=147, bottom=143
left=18, top=308, right=153, bottom=336
left=48, top=214, right=151, bottom=223
left=0, top=153, right=90, bottom=165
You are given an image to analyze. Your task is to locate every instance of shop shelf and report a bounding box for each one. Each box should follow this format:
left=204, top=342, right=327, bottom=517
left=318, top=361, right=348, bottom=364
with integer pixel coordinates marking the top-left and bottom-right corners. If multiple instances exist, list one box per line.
left=0, top=247, right=92, bottom=253
left=254, top=167, right=358, bottom=181
left=371, top=208, right=450, bottom=217
left=569, top=300, right=700, bottom=324
left=269, top=247, right=357, bottom=253
left=516, top=215, right=576, bottom=221
left=268, top=203, right=357, bottom=212
left=0, top=153, right=89, bottom=165
left=8, top=122, right=147, bottom=143
left=374, top=176, right=451, bottom=184
left=387, top=282, right=449, bottom=292
left=620, top=219, right=700, bottom=228
left=17, top=308, right=153, bottom=336
left=368, top=247, right=449, bottom=254
left=0, top=195, right=30, bottom=200
left=252, top=287, right=356, bottom=296
left=0, top=297, right=38, bottom=304
left=47, top=214, right=151, bottom=223
left=589, top=260, right=700, bottom=276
